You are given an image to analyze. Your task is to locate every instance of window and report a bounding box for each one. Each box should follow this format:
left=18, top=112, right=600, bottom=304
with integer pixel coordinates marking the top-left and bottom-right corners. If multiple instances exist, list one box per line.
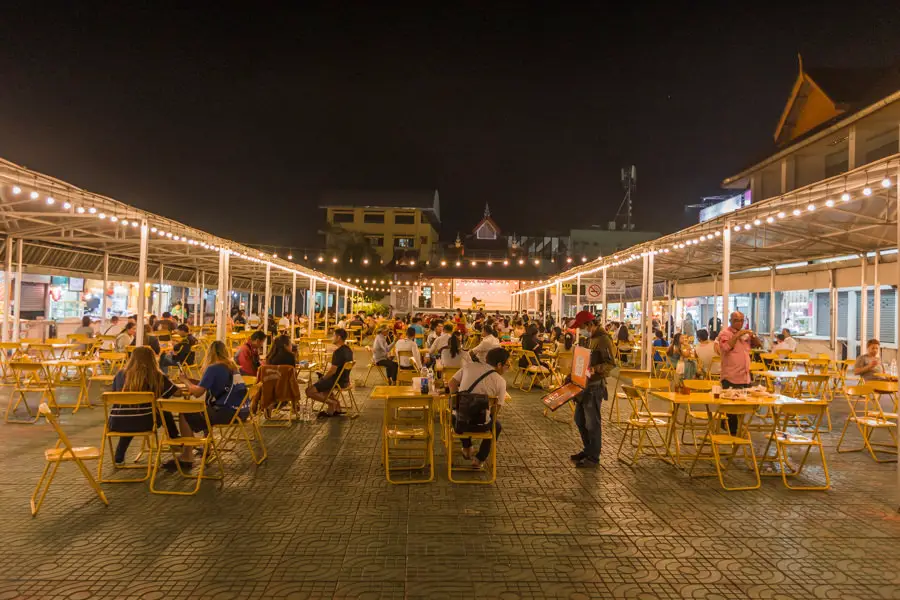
left=420, top=236, right=428, bottom=246
left=332, top=211, right=354, bottom=224
left=366, top=235, right=384, bottom=247
left=363, top=212, right=384, bottom=224
left=394, top=213, right=415, bottom=225
left=394, top=236, right=415, bottom=248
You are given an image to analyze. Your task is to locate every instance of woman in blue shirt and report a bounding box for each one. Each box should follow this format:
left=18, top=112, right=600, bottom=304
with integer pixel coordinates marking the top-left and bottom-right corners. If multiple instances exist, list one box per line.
left=174, top=341, right=248, bottom=471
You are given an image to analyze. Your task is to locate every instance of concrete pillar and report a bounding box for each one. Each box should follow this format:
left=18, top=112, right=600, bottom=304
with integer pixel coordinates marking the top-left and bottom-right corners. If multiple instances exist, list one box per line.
left=215, top=249, right=229, bottom=342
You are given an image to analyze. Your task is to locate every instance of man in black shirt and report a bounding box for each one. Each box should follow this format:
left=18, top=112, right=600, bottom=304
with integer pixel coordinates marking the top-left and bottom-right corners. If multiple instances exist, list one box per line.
left=306, top=328, right=354, bottom=417
left=708, top=315, right=723, bottom=340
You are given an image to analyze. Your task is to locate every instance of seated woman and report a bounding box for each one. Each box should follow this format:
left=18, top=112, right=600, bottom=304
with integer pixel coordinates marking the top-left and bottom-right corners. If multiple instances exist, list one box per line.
left=652, top=329, right=669, bottom=363
left=176, top=341, right=249, bottom=471
left=107, top=346, right=180, bottom=465
left=265, top=334, right=297, bottom=367
left=372, top=325, right=399, bottom=384
left=394, top=326, right=422, bottom=371
left=441, top=331, right=471, bottom=369
left=519, top=324, right=545, bottom=368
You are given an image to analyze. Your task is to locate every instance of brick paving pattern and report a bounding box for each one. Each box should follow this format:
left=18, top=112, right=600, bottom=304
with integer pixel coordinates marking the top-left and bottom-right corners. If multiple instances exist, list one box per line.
left=0, top=363, right=899, bottom=599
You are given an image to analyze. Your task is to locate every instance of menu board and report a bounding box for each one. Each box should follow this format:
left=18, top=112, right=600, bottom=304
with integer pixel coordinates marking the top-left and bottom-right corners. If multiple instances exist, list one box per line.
left=541, top=382, right=583, bottom=412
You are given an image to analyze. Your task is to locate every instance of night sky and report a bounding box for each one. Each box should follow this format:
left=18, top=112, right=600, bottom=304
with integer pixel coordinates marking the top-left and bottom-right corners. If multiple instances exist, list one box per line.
left=3, top=3, right=900, bottom=252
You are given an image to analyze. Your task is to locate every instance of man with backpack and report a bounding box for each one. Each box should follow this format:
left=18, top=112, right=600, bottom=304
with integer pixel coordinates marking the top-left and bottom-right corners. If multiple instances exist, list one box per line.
left=570, top=311, right=616, bottom=468
left=448, top=347, right=510, bottom=469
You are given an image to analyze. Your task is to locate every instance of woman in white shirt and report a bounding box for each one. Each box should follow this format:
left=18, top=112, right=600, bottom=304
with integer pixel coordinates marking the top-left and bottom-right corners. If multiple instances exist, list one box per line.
left=394, top=326, right=422, bottom=370
left=371, top=326, right=398, bottom=383
left=470, top=326, right=501, bottom=364
left=441, top=331, right=471, bottom=369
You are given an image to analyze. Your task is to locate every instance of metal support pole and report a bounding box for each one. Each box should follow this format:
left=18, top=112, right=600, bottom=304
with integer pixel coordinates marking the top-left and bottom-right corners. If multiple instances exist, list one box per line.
left=158, top=262, right=164, bottom=316
left=542, top=287, right=548, bottom=325
left=215, top=249, right=229, bottom=341
left=324, top=280, right=330, bottom=332
left=194, top=270, right=201, bottom=327
left=101, top=252, right=109, bottom=330
left=263, top=263, right=271, bottom=352
left=646, top=251, right=655, bottom=369
left=291, top=273, right=297, bottom=338
left=308, top=277, right=315, bottom=332
left=722, top=225, right=731, bottom=321
left=136, top=221, right=149, bottom=346
left=600, top=271, right=607, bottom=325
left=2, top=237, right=11, bottom=342
left=12, top=239, right=23, bottom=342
left=860, top=254, right=868, bottom=346
left=640, top=254, right=649, bottom=370
left=769, top=267, right=776, bottom=342
left=576, top=274, right=582, bottom=317
left=556, top=281, right=562, bottom=324
left=829, top=269, right=838, bottom=361
left=874, top=252, right=881, bottom=342
left=249, top=281, right=254, bottom=318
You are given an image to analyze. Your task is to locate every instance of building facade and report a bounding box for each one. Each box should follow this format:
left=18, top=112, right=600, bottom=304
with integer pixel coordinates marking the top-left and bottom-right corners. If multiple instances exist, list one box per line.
left=320, top=190, right=441, bottom=265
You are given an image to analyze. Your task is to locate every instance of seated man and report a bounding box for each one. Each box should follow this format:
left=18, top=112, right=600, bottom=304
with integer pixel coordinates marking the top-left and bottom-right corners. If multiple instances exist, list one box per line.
left=448, top=347, right=509, bottom=469
left=236, top=330, right=266, bottom=376
left=160, top=324, right=198, bottom=370
left=306, top=328, right=354, bottom=417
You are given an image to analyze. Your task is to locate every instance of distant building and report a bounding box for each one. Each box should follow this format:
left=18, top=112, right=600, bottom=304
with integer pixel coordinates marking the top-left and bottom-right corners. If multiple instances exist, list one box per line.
left=319, top=190, right=440, bottom=265
left=722, top=56, right=900, bottom=200
left=568, top=225, right=660, bottom=260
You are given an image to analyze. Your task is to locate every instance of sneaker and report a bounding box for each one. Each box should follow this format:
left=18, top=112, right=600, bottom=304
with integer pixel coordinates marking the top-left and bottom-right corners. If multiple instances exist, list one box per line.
left=570, top=452, right=586, bottom=462
left=573, top=457, right=599, bottom=468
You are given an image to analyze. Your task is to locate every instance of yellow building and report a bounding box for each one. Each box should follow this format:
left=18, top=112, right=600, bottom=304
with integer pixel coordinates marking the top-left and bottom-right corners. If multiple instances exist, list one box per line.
left=320, top=190, right=440, bottom=265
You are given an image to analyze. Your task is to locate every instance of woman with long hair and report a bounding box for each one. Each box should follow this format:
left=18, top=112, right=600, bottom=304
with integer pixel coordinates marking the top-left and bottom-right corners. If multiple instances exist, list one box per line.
left=265, top=334, right=297, bottom=366
left=441, top=330, right=470, bottom=368
left=175, top=340, right=248, bottom=470
left=107, top=346, right=179, bottom=465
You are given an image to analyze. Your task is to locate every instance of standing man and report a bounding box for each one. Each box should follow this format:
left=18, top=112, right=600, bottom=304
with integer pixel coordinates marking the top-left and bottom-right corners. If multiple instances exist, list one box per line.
left=716, top=311, right=761, bottom=433
left=708, top=314, right=723, bottom=340
left=570, top=311, right=616, bottom=468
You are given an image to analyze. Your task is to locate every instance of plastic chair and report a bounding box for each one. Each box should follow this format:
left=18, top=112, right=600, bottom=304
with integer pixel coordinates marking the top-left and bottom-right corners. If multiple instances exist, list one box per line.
left=97, top=392, right=158, bottom=483
left=31, top=403, right=108, bottom=516
left=382, top=395, right=434, bottom=484
left=150, top=399, right=224, bottom=495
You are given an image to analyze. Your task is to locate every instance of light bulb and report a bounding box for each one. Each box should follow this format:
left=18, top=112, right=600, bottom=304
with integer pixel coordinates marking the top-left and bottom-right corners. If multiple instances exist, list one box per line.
left=807, top=204, right=815, bottom=211
left=455, top=261, right=461, bottom=266
left=440, top=260, right=447, bottom=266
left=287, top=254, right=293, bottom=260
left=743, top=224, right=751, bottom=230
left=841, top=192, right=850, bottom=202
left=88, top=207, right=97, bottom=214
left=317, top=256, right=324, bottom=262
left=46, top=197, right=55, bottom=205
left=76, top=206, right=85, bottom=214
left=486, top=260, right=493, bottom=266
left=882, top=177, right=892, bottom=188
left=362, top=258, right=369, bottom=265
left=733, top=226, right=741, bottom=232
left=534, top=259, right=540, bottom=265
left=863, top=187, right=872, bottom=196
left=792, top=209, right=801, bottom=216
left=825, top=199, right=834, bottom=207
left=518, top=259, right=524, bottom=265
left=766, top=216, right=774, bottom=224
left=62, top=202, right=71, bottom=209
left=29, top=191, right=39, bottom=199
left=471, top=261, right=476, bottom=266
left=777, top=211, right=786, bottom=219
left=98, top=213, right=106, bottom=220
left=11, top=186, right=21, bottom=195
left=273, top=252, right=278, bottom=258
left=332, top=257, right=338, bottom=263
left=753, top=219, right=761, bottom=226
left=110, top=216, right=118, bottom=222
left=503, top=259, right=509, bottom=266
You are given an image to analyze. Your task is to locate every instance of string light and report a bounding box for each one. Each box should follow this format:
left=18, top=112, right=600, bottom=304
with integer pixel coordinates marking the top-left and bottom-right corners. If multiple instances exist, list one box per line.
left=46, top=197, right=55, bottom=205
left=882, top=177, right=892, bottom=188
left=11, top=186, right=21, bottom=195
left=29, top=191, right=38, bottom=199
left=863, top=187, right=873, bottom=196
left=841, top=192, right=851, bottom=202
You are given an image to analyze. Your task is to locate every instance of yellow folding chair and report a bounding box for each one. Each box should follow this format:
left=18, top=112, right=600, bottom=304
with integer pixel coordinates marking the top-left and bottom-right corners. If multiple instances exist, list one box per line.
left=617, top=385, right=670, bottom=465
left=689, top=402, right=760, bottom=491
left=447, top=398, right=499, bottom=485
left=836, top=384, right=897, bottom=462
left=679, top=380, right=712, bottom=450
left=209, top=379, right=267, bottom=465
left=763, top=402, right=830, bottom=490
left=31, top=403, right=108, bottom=516
left=362, top=359, right=390, bottom=387
left=89, top=351, right=127, bottom=397
left=869, top=380, right=899, bottom=420
left=516, top=350, right=552, bottom=392
left=98, top=391, right=158, bottom=483
left=610, top=368, right=652, bottom=424
left=150, top=399, right=224, bottom=495
left=6, top=361, right=56, bottom=423
left=795, top=373, right=832, bottom=429
left=383, top=395, right=434, bottom=484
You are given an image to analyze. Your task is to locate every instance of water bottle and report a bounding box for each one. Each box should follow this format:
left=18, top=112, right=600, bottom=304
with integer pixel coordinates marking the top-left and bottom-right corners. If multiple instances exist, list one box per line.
left=891, top=359, right=897, bottom=377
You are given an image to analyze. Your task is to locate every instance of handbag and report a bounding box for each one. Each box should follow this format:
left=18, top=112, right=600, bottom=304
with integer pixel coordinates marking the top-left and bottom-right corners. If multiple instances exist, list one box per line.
left=453, top=370, right=496, bottom=429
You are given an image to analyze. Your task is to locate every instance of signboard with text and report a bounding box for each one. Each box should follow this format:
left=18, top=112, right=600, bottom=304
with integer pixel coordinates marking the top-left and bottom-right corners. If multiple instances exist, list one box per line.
left=585, top=279, right=626, bottom=300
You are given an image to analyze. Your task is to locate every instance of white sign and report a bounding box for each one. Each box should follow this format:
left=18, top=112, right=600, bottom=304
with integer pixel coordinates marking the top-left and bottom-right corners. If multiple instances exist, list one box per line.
left=585, top=279, right=626, bottom=301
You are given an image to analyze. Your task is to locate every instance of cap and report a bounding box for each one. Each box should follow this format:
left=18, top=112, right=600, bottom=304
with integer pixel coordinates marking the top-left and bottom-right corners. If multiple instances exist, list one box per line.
left=572, top=310, right=596, bottom=328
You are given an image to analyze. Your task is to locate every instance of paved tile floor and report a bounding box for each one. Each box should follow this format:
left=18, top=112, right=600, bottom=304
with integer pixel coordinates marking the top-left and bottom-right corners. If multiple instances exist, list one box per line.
left=0, top=363, right=899, bottom=599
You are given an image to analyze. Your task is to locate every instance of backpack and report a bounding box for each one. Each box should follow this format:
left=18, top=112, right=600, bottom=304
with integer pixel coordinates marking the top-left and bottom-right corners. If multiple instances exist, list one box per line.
left=453, top=369, right=497, bottom=429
